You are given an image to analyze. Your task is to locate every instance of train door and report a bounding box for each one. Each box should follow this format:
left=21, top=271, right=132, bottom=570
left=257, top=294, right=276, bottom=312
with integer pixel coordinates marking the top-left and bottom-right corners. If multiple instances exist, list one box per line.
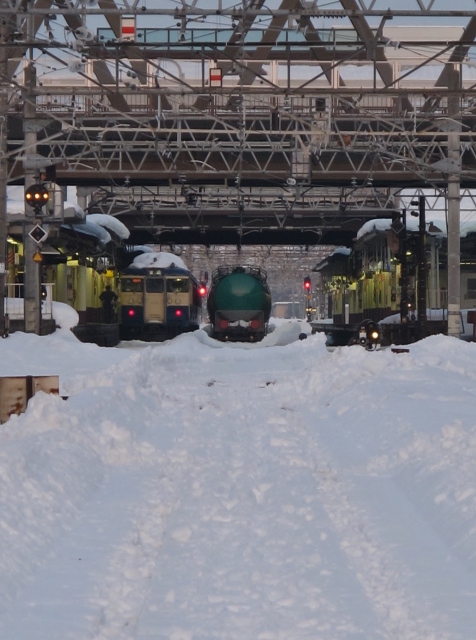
left=144, top=277, right=165, bottom=323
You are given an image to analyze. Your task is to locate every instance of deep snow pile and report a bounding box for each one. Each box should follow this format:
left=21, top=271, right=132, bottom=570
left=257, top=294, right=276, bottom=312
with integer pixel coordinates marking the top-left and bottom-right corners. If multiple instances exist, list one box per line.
left=0, top=324, right=476, bottom=639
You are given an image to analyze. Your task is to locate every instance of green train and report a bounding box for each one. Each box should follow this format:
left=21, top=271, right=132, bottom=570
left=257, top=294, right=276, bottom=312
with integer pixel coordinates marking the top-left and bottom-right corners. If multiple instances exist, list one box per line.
left=207, top=265, right=272, bottom=342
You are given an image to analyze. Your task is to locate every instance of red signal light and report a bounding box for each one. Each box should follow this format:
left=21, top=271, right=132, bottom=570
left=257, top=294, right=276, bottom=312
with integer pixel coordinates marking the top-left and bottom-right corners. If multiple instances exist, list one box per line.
left=198, top=285, right=207, bottom=297
left=303, top=276, right=311, bottom=290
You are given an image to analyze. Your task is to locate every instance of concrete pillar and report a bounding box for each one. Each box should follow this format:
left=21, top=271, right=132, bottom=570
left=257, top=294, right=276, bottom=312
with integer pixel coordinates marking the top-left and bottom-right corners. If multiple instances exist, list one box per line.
left=447, top=67, right=462, bottom=338
left=76, top=265, right=87, bottom=323
left=56, top=263, right=68, bottom=303
left=76, top=186, right=90, bottom=212
left=0, top=21, right=7, bottom=337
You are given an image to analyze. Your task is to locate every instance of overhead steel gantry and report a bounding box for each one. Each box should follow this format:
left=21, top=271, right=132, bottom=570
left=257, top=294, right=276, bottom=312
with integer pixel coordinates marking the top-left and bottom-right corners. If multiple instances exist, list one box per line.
left=1, top=0, right=474, bottom=337
left=0, top=0, right=474, bottom=248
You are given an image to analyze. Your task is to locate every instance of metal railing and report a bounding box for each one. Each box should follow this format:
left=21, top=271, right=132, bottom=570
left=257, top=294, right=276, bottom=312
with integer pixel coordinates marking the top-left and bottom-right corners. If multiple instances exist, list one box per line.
left=96, top=27, right=368, bottom=48
left=4, top=283, right=54, bottom=320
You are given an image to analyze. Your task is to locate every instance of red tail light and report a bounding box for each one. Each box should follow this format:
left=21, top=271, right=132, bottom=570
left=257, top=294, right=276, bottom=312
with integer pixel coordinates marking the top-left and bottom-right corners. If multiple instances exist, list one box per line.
left=218, top=319, right=229, bottom=330
left=175, top=309, right=182, bottom=317
left=128, top=309, right=135, bottom=317
left=250, top=319, right=262, bottom=330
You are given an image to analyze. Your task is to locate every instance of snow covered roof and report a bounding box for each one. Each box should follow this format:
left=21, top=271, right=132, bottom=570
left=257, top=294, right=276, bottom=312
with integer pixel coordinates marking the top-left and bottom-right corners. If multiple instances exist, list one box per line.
left=86, top=214, right=130, bottom=241
left=63, top=201, right=85, bottom=222
left=125, top=245, right=154, bottom=254
left=131, top=251, right=188, bottom=271
left=356, top=217, right=476, bottom=241
left=312, top=247, right=353, bottom=272
left=330, top=247, right=352, bottom=257
left=63, top=220, right=111, bottom=248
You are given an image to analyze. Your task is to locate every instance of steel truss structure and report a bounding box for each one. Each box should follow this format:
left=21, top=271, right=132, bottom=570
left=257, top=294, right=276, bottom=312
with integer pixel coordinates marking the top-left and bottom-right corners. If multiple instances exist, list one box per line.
left=0, top=0, right=476, bottom=246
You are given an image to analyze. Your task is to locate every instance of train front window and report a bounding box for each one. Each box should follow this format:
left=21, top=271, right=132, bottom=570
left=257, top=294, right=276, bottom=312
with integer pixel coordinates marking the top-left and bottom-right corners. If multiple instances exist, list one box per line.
left=146, top=278, right=164, bottom=293
left=166, top=278, right=189, bottom=293
left=121, top=278, right=143, bottom=293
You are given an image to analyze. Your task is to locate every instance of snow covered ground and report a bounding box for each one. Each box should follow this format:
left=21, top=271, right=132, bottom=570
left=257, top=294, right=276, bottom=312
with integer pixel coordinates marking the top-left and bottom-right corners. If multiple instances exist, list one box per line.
left=1, top=318, right=476, bottom=640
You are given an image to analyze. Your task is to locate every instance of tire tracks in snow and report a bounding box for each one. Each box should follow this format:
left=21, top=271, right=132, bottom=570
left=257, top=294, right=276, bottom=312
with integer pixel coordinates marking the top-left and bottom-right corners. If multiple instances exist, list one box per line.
left=67, top=354, right=464, bottom=640
left=88, top=359, right=464, bottom=640
left=271, top=395, right=460, bottom=640
left=86, top=454, right=186, bottom=640
left=133, top=376, right=381, bottom=640
left=306, top=456, right=454, bottom=640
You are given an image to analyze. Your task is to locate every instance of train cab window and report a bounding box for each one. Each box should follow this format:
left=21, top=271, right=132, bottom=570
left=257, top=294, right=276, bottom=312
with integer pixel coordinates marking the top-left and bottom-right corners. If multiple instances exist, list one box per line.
left=121, top=277, right=143, bottom=293
left=146, top=278, right=165, bottom=293
left=166, top=278, right=189, bottom=293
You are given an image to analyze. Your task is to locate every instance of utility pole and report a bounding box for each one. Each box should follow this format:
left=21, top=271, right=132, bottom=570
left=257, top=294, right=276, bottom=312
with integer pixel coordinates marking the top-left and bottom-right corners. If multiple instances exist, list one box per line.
left=416, top=195, right=427, bottom=340
left=0, top=19, right=7, bottom=337
left=447, top=66, right=462, bottom=338
left=303, top=276, right=312, bottom=321
left=398, top=208, right=408, bottom=344
left=23, top=58, right=41, bottom=333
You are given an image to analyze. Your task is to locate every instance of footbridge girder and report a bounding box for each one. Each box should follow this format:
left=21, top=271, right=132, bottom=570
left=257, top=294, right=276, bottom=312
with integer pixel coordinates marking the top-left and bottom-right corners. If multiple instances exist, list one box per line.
left=1, top=1, right=476, bottom=247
